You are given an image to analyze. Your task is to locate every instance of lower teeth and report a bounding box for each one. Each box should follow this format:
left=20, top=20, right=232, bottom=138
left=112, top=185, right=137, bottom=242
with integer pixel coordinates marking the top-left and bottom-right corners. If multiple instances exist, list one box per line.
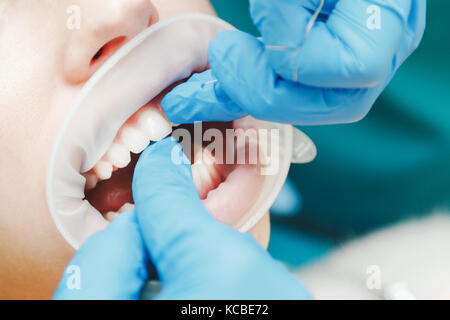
left=105, top=202, right=136, bottom=221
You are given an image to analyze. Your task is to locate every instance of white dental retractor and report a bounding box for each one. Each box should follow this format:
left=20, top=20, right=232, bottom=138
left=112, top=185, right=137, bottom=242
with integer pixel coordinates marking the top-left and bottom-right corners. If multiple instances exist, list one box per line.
left=46, top=14, right=317, bottom=250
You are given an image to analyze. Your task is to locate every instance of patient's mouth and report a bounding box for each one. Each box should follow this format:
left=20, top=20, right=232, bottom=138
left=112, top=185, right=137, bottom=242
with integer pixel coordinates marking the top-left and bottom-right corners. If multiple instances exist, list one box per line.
left=83, top=89, right=266, bottom=226
left=47, top=14, right=293, bottom=249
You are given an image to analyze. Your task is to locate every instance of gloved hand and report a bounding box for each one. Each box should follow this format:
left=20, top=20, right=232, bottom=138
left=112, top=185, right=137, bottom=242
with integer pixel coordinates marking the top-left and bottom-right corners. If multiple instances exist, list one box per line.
left=54, top=138, right=310, bottom=300
left=162, top=0, right=426, bottom=125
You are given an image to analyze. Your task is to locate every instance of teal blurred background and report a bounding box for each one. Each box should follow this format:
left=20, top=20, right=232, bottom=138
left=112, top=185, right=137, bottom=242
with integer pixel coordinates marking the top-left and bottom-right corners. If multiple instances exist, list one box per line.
left=210, top=0, right=450, bottom=267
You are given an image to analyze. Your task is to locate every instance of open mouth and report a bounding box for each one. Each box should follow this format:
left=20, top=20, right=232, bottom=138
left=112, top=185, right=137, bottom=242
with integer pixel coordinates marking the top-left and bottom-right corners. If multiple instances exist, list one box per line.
left=47, top=14, right=295, bottom=249
left=82, top=85, right=266, bottom=226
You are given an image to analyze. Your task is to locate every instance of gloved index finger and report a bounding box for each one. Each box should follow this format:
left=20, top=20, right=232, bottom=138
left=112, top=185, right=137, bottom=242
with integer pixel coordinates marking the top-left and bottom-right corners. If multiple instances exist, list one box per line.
left=132, top=137, right=220, bottom=282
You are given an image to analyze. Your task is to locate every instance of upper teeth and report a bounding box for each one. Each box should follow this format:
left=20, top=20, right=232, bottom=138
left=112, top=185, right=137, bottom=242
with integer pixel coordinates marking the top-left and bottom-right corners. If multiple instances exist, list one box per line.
left=105, top=202, right=136, bottom=222
left=120, top=125, right=149, bottom=154
left=93, top=160, right=113, bottom=181
left=84, top=173, right=98, bottom=191
left=83, top=104, right=173, bottom=190
left=137, top=106, right=172, bottom=142
left=106, top=143, right=131, bottom=169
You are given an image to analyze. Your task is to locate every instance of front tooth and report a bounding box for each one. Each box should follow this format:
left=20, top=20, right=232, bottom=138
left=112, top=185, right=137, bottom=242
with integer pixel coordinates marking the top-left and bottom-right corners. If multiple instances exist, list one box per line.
left=118, top=202, right=136, bottom=213
left=106, top=143, right=131, bottom=169
left=84, top=173, right=98, bottom=191
left=138, top=108, right=172, bottom=141
left=233, top=117, right=255, bottom=130
left=192, top=161, right=220, bottom=200
left=93, top=160, right=113, bottom=180
left=196, top=149, right=221, bottom=182
left=197, top=163, right=215, bottom=190
left=195, top=148, right=216, bottom=167
left=120, top=125, right=149, bottom=154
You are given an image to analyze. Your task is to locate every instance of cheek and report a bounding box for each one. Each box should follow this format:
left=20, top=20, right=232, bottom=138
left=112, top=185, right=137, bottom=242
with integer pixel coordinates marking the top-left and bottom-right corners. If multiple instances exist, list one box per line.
left=151, top=0, right=216, bottom=19
left=0, top=55, right=79, bottom=298
left=0, top=86, right=78, bottom=299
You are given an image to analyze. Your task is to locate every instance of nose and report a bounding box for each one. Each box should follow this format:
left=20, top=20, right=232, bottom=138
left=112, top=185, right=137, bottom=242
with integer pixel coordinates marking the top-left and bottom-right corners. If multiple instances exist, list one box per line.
left=64, top=0, right=158, bottom=84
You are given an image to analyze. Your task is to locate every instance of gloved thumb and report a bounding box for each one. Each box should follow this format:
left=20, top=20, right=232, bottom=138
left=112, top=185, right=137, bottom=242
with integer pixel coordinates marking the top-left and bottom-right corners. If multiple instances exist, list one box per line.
left=132, top=137, right=224, bottom=283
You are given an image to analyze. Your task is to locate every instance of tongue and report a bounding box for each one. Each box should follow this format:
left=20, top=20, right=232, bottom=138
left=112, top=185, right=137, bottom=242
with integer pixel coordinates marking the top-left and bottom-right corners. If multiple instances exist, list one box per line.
left=85, top=154, right=138, bottom=214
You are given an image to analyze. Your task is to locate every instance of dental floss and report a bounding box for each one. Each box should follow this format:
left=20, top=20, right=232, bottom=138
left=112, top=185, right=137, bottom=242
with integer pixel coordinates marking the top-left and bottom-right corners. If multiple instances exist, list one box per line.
left=264, top=0, right=324, bottom=52
left=202, top=0, right=324, bottom=83
left=266, top=0, right=324, bottom=82
left=304, top=0, right=325, bottom=39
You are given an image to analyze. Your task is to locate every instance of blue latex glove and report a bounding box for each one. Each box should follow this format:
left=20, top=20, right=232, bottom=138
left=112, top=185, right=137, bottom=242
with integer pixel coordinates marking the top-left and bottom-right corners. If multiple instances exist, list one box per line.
left=162, top=0, right=426, bottom=125
left=54, top=138, right=310, bottom=300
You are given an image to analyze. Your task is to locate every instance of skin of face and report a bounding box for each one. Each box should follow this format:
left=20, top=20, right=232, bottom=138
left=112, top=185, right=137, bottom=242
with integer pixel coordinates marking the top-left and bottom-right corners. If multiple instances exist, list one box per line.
left=0, top=0, right=269, bottom=299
